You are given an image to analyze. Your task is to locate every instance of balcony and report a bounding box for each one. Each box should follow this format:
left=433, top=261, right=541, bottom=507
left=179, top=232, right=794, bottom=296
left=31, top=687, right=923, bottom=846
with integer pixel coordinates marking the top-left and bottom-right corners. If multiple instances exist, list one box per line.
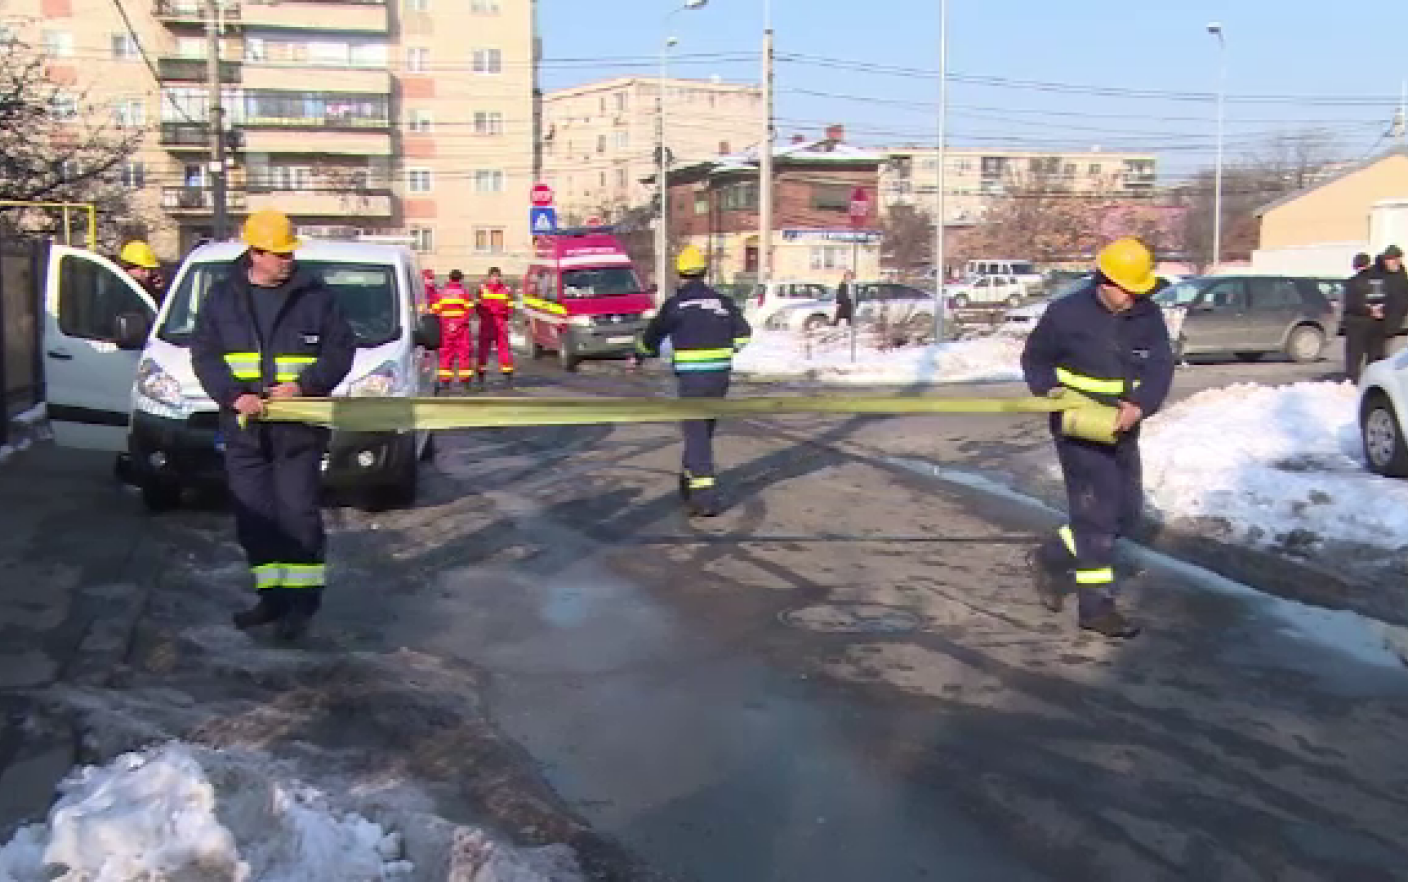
left=240, top=0, right=387, bottom=33
left=153, top=0, right=240, bottom=24
left=162, top=186, right=248, bottom=214
left=243, top=127, right=392, bottom=155
left=241, top=66, right=388, bottom=95
left=157, top=57, right=241, bottom=83
left=246, top=187, right=392, bottom=218
left=159, top=121, right=210, bottom=150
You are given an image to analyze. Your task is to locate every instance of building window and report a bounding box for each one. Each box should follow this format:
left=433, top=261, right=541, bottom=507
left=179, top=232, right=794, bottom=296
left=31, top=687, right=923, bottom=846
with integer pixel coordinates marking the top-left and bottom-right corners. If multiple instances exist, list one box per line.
left=349, top=42, right=388, bottom=68
left=693, top=193, right=708, bottom=215
left=811, top=183, right=849, bottom=212
left=410, top=227, right=434, bottom=253
left=111, top=33, right=139, bottom=59
left=473, top=111, right=503, bottom=135
left=474, top=228, right=505, bottom=254
left=50, top=91, right=78, bottom=120
left=175, top=36, right=205, bottom=58
left=615, top=91, right=628, bottom=112
left=596, top=135, right=606, bottom=154
left=113, top=98, right=145, bottom=128
left=1088, top=163, right=1102, bottom=175
left=119, top=161, right=145, bottom=190
left=407, top=46, right=429, bottom=72
left=809, top=245, right=851, bottom=271
left=471, top=48, right=502, bottom=74
left=471, top=0, right=499, bottom=11
left=405, top=0, right=429, bottom=12
left=407, top=108, right=433, bottom=133
left=614, top=131, right=628, bottom=151
left=406, top=168, right=433, bottom=193
left=474, top=169, right=504, bottom=192
left=42, top=30, right=73, bottom=58
left=616, top=169, right=628, bottom=189
left=720, top=181, right=759, bottom=212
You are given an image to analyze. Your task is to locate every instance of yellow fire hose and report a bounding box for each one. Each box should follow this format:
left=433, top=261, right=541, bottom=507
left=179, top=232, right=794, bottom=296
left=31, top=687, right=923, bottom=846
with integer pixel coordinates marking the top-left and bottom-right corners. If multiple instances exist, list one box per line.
left=254, top=390, right=1123, bottom=445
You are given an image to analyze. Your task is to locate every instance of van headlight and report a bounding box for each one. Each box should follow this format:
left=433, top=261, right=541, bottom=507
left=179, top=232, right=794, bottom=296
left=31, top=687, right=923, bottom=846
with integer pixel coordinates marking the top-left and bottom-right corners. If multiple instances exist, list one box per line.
left=137, top=358, right=183, bottom=408
left=347, top=361, right=399, bottom=397
left=568, top=315, right=594, bottom=328
left=640, top=308, right=658, bottom=320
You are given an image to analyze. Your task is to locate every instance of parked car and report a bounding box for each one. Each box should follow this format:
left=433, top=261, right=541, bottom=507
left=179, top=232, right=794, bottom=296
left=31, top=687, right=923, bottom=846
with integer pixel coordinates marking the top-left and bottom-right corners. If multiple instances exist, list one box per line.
left=1152, top=275, right=1340, bottom=363
left=964, top=259, right=1044, bottom=290
left=947, top=274, right=1031, bottom=308
left=742, top=280, right=836, bottom=327
left=999, top=274, right=1182, bottom=336
left=764, top=282, right=940, bottom=342
left=1360, top=352, right=1408, bottom=477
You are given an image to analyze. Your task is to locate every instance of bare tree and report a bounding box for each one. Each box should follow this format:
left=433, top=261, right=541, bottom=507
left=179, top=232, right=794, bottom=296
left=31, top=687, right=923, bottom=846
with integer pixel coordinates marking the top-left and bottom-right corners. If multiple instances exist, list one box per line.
left=0, top=37, right=143, bottom=248
left=960, top=170, right=1111, bottom=264
left=880, top=204, right=933, bottom=275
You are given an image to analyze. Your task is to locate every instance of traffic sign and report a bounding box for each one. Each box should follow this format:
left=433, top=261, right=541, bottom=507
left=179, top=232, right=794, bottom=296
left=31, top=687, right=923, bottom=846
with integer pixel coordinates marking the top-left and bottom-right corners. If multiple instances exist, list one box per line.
left=849, top=186, right=871, bottom=228
left=530, top=183, right=554, bottom=207
left=530, top=206, right=558, bottom=235
left=584, top=215, right=603, bottom=227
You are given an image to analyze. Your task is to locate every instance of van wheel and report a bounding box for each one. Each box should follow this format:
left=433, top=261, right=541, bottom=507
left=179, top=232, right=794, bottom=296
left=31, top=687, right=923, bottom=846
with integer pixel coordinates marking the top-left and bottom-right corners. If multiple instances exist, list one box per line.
left=367, top=450, right=418, bottom=511
left=1285, top=324, right=1326, bottom=363
left=1362, top=392, right=1408, bottom=477
left=141, top=481, right=182, bottom=513
left=1007, top=294, right=1021, bottom=307
left=559, top=338, right=581, bottom=372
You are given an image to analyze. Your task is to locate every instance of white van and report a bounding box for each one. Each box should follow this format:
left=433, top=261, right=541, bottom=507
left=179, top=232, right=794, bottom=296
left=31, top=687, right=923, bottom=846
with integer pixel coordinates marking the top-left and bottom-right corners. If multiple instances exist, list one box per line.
left=964, top=259, right=1043, bottom=289
left=41, top=240, right=441, bottom=512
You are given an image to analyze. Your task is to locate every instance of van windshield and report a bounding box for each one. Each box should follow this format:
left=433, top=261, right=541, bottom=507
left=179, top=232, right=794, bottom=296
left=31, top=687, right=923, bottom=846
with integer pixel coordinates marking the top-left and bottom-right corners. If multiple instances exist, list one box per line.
left=158, top=260, right=401, bottom=347
left=561, top=267, right=640, bottom=299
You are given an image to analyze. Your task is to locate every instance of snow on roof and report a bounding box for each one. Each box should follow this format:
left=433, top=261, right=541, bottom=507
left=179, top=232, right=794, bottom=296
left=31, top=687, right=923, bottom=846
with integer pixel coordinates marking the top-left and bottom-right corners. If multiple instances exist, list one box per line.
left=672, top=137, right=886, bottom=180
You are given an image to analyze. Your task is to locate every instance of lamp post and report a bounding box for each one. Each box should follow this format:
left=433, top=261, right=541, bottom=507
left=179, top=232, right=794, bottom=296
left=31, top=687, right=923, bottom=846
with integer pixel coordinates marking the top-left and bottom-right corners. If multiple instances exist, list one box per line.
left=655, top=0, right=708, bottom=303
left=931, top=0, right=948, bottom=343
left=1207, top=21, right=1226, bottom=271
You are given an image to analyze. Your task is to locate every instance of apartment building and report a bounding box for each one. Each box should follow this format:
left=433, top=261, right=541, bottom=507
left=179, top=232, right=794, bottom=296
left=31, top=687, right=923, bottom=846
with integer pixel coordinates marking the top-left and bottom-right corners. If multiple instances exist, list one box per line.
left=542, top=76, right=762, bottom=222
left=5, top=0, right=534, bottom=275
left=882, top=148, right=1158, bottom=224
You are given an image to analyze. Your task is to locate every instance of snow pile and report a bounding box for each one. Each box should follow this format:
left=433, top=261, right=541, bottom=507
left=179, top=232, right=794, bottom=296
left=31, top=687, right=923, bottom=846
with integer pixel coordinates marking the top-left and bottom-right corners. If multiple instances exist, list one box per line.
left=1140, top=381, right=1408, bottom=550
left=733, top=329, right=1024, bottom=385
left=0, top=743, right=411, bottom=882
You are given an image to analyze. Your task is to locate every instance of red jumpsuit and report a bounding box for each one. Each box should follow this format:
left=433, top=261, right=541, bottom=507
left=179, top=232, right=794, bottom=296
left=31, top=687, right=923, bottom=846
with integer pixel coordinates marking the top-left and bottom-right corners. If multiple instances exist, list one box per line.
left=476, top=280, right=515, bottom=378
left=431, top=282, right=474, bottom=384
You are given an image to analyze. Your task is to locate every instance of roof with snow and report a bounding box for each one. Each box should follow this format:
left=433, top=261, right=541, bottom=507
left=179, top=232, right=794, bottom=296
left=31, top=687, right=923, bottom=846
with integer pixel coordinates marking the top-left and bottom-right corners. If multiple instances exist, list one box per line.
left=1254, top=146, right=1408, bottom=217
left=661, top=136, right=885, bottom=183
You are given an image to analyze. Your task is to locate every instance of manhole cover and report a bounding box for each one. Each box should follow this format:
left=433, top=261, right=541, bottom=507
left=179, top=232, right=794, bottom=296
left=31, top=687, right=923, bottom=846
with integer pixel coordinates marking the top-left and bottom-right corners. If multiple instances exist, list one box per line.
left=779, top=603, right=923, bottom=635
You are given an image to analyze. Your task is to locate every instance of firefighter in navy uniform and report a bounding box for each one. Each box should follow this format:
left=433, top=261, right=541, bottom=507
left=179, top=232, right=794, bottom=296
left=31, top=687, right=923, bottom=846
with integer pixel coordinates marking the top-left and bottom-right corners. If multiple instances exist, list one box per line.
left=191, top=209, right=356, bottom=641
left=1022, top=237, right=1174, bottom=639
left=633, top=246, right=751, bottom=517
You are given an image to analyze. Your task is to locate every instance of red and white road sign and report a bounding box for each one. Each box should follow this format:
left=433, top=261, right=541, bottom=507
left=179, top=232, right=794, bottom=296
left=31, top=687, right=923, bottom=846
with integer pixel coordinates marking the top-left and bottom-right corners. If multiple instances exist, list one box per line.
left=530, top=183, right=555, bottom=207
left=849, top=186, right=871, bottom=227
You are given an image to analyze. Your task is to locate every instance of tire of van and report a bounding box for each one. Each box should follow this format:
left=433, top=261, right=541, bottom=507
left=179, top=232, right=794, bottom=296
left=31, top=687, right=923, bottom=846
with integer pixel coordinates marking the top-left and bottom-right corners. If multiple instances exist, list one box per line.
left=559, top=336, right=581, bottom=372
left=369, top=449, right=418, bottom=511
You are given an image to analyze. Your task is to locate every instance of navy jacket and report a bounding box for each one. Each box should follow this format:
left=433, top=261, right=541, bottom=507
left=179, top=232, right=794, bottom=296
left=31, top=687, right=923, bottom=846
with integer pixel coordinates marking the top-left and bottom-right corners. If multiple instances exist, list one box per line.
left=1021, top=284, right=1174, bottom=418
left=638, top=279, right=752, bottom=372
left=192, top=255, right=356, bottom=433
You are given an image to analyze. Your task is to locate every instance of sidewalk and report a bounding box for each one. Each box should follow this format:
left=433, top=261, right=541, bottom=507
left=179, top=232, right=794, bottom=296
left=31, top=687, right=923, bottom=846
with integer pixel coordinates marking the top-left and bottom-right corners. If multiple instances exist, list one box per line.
left=0, top=438, right=165, bottom=835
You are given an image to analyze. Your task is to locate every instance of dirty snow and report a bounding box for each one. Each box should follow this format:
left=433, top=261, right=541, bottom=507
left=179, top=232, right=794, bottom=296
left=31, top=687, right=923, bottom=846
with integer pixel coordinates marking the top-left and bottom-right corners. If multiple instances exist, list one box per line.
left=733, top=329, right=1024, bottom=385
left=0, top=742, right=579, bottom=882
left=1140, top=381, right=1408, bottom=551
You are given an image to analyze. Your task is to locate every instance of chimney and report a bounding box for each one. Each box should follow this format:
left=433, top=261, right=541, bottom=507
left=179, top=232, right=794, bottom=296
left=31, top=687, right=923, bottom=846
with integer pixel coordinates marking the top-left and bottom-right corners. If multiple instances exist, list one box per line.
left=791, top=134, right=807, bottom=145
left=718, top=140, right=730, bottom=155
left=825, top=124, right=845, bottom=143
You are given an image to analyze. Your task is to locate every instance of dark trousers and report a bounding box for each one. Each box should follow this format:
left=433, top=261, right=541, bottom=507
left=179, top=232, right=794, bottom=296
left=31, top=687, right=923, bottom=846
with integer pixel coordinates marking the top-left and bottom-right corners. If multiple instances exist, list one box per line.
left=677, top=371, right=730, bottom=499
left=1344, top=321, right=1386, bottom=383
left=225, top=424, right=328, bottom=612
left=1037, top=433, right=1143, bottom=618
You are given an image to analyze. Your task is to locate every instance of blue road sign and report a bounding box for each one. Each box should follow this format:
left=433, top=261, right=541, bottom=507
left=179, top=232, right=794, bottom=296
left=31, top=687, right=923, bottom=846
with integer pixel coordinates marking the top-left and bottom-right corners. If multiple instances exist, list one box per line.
left=530, top=206, right=557, bottom=235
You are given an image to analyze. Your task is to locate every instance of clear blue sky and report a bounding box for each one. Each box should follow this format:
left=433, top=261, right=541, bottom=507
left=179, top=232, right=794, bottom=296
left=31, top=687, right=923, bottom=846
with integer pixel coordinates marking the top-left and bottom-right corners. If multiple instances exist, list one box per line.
left=538, top=0, right=1405, bottom=182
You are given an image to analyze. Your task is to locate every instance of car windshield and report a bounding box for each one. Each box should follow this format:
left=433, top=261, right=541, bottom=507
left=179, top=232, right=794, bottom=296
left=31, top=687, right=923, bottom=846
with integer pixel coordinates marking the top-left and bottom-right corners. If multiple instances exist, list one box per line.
left=1010, top=262, right=1036, bottom=275
left=159, top=260, right=401, bottom=347
left=561, top=267, right=640, bottom=299
left=1154, top=280, right=1204, bottom=307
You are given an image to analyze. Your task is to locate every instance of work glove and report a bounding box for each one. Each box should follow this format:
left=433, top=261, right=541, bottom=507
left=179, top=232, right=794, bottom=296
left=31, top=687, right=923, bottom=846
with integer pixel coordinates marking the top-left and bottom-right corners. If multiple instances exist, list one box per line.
left=1045, top=387, right=1067, bottom=400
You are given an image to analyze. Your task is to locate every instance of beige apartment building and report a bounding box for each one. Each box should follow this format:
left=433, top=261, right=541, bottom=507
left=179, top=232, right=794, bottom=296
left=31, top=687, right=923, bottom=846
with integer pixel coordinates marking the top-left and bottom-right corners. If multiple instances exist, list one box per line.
left=882, top=148, right=1158, bottom=224
left=542, top=76, right=762, bottom=222
left=4, top=0, right=535, bottom=275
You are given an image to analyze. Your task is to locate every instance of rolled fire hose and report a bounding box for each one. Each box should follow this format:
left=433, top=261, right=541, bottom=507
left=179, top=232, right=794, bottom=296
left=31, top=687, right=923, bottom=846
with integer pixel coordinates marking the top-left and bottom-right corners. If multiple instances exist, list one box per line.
left=254, top=390, right=1123, bottom=445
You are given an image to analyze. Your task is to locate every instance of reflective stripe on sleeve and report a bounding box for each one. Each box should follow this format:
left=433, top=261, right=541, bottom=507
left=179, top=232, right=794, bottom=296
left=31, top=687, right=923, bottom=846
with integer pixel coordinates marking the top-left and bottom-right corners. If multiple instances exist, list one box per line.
left=1056, top=368, right=1124, bottom=397
left=1074, top=567, right=1115, bottom=586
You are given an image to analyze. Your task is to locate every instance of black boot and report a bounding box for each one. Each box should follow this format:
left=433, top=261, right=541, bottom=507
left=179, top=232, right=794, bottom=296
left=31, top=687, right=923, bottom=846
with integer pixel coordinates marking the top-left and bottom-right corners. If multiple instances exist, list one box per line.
left=1026, top=548, right=1069, bottom=613
left=688, top=488, right=721, bottom=518
left=1079, top=609, right=1141, bottom=639
left=275, top=591, right=321, bottom=642
left=678, top=474, right=691, bottom=502
left=233, top=590, right=287, bottom=631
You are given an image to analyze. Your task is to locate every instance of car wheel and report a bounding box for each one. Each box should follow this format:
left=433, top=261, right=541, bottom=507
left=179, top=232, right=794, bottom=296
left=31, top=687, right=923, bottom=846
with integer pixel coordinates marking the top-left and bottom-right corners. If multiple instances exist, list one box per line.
left=953, top=295, right=970, bottom=309
left=140, top=481, right=182, bottom=514
left=559, top=336, right=581, bottom=372
left=1285, top=324, right=1326, bottom=363
left=803, top=314, right=829, bottom=333
left=1234, top=351, right=1264, bottom=362
left=1361, top=392, right=1408, bottom=477
left=1007, top=294, right=1021, bottom=308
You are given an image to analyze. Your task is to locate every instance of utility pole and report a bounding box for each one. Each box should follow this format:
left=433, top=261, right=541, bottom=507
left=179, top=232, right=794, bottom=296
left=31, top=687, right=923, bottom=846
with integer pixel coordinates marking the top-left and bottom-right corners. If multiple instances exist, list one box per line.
left=1207, top=22, right=1226, bottom=271
left=654, top=38, right=675, bottom=303
left=931, top=0, right=948, bottom=344
left=758, top=0, right=774, bottom=291
left=206, top=0, right=229, bottom=239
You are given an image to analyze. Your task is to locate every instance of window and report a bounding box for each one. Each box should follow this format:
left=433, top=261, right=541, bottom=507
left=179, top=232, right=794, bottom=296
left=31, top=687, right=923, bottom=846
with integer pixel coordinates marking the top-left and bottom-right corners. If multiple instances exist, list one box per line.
left=811, top=184, right=850, bottom=212
left=119, top=161, right=145, bottom=190
left=1250, top=278, right=1302, bottom=310
left=1088, top=163, right=1102, bottom=175
left=473, top=111, right=503, bottom=135
left=405, top=0, right=429, bottom=12
left=410, top=227, right=434, bottom=253
left=474, top=227, right=505, bottom=254
left=175, top=36, right=205, bottom=58
left=720, top=181, right=758, bottom=212
left=244, top=37, right=266, bottom=62
left=50, top=91, right=78, bottom=120
left=182, top=163, right=205, bottom=187
left=1202, top=280, right=1247, bottom=311
left=474, top=169, right=504, bottom=192
left=693, top=193, right=708, bottom=215
left=471, top=48, right=501, bottom=74
left=980, top=156, right=1007, bottom=177
left=615, top=92, right=628, bottom=112
left=59, top=255, right=154, bottom=341
left=614, top=131, right=628, bottom=151
left=111, top=33, right=139, bottom=59
left=616, top=168, right=628, bottom=189
left=407, top=108, right=433, bottom=133
left=42, top=30, right=73, bottom=58
left=596, top=135, right=606, bottom=154
left=406, top=46, right=429, bottom=72
left=113, top=99, right=145, bottom=128
left=809, top=245, right=851, bottom=271
left=471, top=0, right=499, bottom=11
left=349, top=42, right=387, bottom=68
left=406, top=168, right=433, bottom=193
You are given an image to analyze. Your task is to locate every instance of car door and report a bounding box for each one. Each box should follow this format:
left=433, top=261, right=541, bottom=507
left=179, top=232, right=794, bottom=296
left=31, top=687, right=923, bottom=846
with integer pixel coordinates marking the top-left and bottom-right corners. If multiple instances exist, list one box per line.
left=1185, top=278, right=1250, bottom=352
left=42, top=244, right=157, bottom=451
left=1246, top=277, right=1303, bottom=351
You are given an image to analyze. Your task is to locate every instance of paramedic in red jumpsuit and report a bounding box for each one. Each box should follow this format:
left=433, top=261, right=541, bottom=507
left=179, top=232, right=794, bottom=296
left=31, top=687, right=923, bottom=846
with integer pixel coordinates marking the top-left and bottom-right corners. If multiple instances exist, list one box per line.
left=475, top=267, right=515, bottom=388
left=431, top=269, right=474, bottom=391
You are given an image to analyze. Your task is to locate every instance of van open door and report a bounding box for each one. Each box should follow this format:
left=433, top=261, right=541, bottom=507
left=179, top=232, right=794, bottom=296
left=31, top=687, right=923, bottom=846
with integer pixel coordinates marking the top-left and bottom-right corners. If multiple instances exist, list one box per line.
left=41, top=243, right=157, bottom=451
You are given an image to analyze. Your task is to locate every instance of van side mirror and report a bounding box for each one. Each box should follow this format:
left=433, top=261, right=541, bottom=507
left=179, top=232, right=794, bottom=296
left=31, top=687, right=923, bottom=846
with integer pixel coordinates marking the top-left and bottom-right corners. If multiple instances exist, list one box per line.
left=415, top=313, right=442, bottom=350
left=114, top=312, right=151, bottom=350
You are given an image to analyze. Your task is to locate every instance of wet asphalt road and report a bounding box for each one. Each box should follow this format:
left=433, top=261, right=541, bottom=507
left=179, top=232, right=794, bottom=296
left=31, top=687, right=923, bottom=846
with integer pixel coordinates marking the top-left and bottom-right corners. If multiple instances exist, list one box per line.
left=17, top=355, right=1408, bottom=882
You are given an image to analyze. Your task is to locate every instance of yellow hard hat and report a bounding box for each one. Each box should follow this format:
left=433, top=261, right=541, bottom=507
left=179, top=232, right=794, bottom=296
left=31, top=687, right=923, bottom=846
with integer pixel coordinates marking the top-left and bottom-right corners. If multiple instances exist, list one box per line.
left=1096, top=237, right=1156, bottom=294
left=676, top=246, right=708, bottom=276
left=119, top=240, right=159, bottom=269
left=242, top=209, right=301, bottom=254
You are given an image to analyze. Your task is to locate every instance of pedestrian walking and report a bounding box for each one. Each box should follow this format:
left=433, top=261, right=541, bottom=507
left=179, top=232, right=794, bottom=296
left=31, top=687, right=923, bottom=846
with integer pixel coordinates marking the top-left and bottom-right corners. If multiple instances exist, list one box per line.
left=431, top=269, right=474, bottom=391
left=475, top=267, right=516, bottom=388
left=1022, top=237, right=1174, bottom=639
left=833, top=269, right=855, bottom=326
left=632, top=246, right=751, bottom=518
left=1374, top=245, right=1408, bottom=358
left=190, top=209, right=355, bottom=641
left=1343, top=252, right=1381, bottom=383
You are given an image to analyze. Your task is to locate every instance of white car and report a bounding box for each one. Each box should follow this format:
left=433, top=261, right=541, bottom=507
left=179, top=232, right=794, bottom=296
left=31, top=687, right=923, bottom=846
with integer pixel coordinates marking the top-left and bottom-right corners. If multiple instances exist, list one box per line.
left=764, top=282, right=942, bottom=343
left=1360, top=351, right=1408, bottom=477
left=742, top=280, right=836, bottom=328
left=947, top=274, right=1030, bottom=309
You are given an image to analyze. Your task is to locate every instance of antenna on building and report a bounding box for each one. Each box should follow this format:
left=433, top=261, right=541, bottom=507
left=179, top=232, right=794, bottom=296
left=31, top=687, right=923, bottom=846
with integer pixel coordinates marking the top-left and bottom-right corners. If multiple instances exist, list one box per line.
left=1398, top=80, right=1407, bottom=144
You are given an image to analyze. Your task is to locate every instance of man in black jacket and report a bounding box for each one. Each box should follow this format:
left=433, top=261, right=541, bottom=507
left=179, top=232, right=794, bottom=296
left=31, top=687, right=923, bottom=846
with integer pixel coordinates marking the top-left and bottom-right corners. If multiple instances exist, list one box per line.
left=1342, top=252, right=1379, bottom=382
left=633, top=246, right=751, bottom=517
left=833, top=270, right=855, bottom=326
left=191, top=210, right=356, bottom=640
left=1376, top=245, right=1408, bottom=359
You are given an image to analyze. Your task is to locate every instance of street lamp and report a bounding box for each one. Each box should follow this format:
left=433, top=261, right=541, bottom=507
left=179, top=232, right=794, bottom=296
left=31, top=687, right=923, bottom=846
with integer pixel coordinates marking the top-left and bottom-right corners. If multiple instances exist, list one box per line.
left=931, top=0, right=948, bottom=343
left=655, top=0, right=708, bottom=302
left=1207, top=21, right=1226, bottom=270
